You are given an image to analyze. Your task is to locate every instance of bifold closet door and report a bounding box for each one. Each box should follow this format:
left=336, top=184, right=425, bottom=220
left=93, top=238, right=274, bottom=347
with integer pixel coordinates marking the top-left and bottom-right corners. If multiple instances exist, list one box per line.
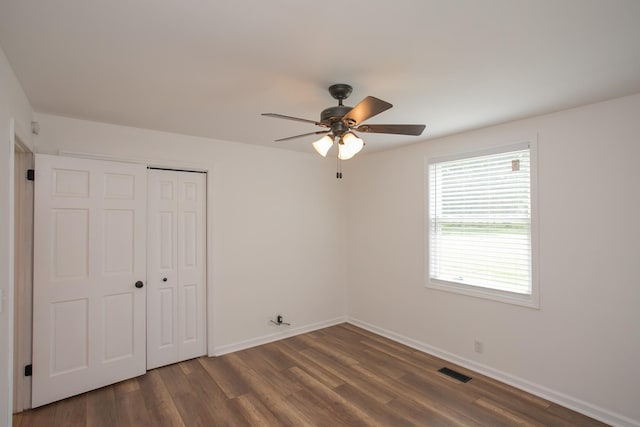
left=147, top=169, right=207, bottom=369
left=32, top=154, right=147, bottom=407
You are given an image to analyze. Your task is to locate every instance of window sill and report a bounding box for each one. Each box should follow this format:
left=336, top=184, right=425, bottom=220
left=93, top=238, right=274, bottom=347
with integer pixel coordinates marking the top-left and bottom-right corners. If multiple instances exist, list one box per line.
left=426, top=279, right=540, bottom=309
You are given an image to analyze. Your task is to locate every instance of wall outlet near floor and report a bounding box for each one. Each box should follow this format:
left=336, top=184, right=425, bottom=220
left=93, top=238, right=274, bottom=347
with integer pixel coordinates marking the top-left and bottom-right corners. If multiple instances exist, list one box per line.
left=474, top=340, right=484, bottom=354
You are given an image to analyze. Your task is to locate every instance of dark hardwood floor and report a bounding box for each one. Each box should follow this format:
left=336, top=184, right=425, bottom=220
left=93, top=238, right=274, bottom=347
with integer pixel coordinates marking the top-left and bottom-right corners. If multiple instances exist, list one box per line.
left=14, top=323, right=607, bottom=426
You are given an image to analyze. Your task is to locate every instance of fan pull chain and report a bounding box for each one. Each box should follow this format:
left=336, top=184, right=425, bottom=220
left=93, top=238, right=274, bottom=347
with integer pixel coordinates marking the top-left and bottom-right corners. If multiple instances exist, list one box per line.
left=336, top=156, right=343, bottom=179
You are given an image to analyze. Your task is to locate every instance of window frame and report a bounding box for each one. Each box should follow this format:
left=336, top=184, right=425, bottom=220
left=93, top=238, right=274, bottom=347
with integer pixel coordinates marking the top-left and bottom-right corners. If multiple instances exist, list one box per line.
left=425, top=139, right=539, bottom=309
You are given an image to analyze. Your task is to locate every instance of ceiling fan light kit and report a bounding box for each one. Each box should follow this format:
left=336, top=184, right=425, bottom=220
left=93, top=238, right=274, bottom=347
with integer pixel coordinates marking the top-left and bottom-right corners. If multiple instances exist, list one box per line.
left=337, top=132, right=364, bottom=160
left=263, top=84, right=426, bottom=178
left=312, top=135, right=333, bottom=157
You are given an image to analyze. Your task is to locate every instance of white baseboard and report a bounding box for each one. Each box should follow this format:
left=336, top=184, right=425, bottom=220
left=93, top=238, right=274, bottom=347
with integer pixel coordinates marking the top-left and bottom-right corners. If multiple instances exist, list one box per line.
left=348, top=317, right=639, bottom=427
left=211, top=316, right=348, bottom=356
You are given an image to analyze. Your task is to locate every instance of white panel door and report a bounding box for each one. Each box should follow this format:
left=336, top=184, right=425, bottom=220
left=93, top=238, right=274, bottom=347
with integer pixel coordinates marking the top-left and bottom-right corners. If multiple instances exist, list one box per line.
left=147, top=169, right=206, bottom=369
left=32, top=154, right=147, bottom=407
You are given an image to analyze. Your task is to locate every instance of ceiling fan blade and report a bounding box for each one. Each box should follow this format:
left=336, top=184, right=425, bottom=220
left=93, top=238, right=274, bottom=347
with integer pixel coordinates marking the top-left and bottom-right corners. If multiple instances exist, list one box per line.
left=275, top=130, right=331, bottom=142
left=355, top=124, right=426, bottom=136
left=262, top=113, right=326, bottom=127
left=342, top=96, right=393, bottom=126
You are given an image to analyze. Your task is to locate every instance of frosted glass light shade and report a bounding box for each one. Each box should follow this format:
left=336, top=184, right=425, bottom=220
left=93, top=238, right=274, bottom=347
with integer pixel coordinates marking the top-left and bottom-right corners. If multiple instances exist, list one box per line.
left=338, top=132, right=364, bottom=160
left=312, top=135, right=334, bottom=157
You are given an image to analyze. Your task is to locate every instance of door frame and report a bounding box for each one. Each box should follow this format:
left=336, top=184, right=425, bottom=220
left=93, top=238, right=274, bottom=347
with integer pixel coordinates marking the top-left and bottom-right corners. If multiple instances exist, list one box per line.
left=13, top=137, right=34, bottom=413
left=5, top=117, right=34, bottom=422
left=58, top=151, right=215, bottom=357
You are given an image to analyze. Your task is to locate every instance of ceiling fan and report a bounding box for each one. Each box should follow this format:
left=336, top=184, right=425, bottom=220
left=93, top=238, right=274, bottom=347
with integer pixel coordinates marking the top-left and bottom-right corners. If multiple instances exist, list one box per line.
left=262, top=84, right=425, bottom=177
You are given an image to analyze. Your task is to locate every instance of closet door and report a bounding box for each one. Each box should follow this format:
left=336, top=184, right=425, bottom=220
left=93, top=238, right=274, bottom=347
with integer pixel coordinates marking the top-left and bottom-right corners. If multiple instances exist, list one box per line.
left=32, top=154, right=147, bottom=407
left=147, top=169, right=206, bottom=369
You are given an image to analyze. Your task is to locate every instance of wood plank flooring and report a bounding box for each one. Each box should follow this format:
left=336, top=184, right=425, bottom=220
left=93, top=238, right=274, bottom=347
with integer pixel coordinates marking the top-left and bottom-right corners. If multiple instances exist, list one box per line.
left=14, top=323, right=607, bottom=426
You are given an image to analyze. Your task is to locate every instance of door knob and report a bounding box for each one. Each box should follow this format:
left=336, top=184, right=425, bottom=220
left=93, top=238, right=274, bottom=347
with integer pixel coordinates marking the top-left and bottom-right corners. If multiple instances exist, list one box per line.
left=135, top=281, right=144, bottom=289
left=162, top=277, right=167, bottom=282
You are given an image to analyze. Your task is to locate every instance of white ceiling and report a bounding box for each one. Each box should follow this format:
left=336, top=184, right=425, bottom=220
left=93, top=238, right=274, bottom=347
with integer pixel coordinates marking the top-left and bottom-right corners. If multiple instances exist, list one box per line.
left=1, top=0, right=640, bottom=154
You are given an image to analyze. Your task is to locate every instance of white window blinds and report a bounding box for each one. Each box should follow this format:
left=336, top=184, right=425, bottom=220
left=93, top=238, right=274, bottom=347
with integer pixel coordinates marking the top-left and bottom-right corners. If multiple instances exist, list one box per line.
left=428, top=145, right=532, bottom=296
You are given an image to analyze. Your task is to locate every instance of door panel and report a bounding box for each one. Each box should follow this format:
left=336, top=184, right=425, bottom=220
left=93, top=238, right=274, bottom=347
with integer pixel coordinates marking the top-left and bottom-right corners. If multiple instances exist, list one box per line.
left=50, top=298, right=88, bottom=374
left=104, top=209, right=135, bottom=274
left=32, top=154, right=147, bottom=407
left=103, top=292, right=134, bottom=361
left=52, top=208, right=89, bottom=279
left=176, top=172, right=207, bottom=360
left=146, top=170, right=179, bottom=369
left=147, top=169, right=206, bottom=369
left=183, top=284, right=197, bottom=341
left=159, top=288, right=174, bottom=346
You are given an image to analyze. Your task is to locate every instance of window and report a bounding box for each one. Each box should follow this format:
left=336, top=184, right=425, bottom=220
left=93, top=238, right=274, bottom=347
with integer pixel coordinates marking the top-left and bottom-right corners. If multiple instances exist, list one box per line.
left=427, top=141, right=538, bottom=308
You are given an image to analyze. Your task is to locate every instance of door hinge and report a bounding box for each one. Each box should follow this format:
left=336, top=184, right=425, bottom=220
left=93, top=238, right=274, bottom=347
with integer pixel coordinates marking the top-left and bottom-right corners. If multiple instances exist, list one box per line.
left=24, top=364, right=32, bottom=376
left=27, top=169, right=35, bottom=181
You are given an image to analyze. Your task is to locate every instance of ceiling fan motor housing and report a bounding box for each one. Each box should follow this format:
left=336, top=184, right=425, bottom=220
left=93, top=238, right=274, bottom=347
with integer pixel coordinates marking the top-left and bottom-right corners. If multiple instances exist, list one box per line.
left=320, top=105, right=353, bottom=135
left=323, top=84, right=356, bottom=131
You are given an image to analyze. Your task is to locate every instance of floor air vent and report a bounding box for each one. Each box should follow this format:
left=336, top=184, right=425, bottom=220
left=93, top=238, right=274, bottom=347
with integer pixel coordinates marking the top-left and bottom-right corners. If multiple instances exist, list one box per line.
left=438, top=367, right=472, bottom=383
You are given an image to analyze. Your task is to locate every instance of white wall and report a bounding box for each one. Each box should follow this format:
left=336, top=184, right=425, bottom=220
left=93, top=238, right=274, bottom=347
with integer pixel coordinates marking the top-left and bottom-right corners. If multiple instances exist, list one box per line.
left=34, top=114, right=349, bottom=354
left=347, top=93, right=640, bottom=425
left=0, top=46, right=34, bottom=427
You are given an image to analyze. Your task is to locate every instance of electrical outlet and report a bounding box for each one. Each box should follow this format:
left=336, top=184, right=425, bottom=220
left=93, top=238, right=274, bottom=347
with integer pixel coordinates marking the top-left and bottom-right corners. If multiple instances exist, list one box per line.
left=474, top=340, right=484, bottom=354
